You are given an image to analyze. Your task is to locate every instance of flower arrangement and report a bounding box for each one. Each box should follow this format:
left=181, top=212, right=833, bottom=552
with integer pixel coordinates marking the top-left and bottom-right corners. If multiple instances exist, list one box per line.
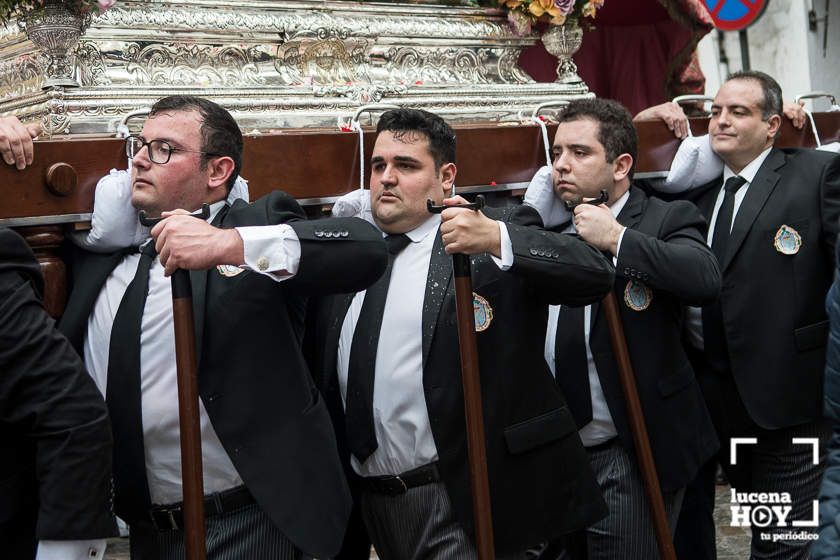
left=485, top=0, right=605, bottom=35
left=0, top=0, right=115, bottom=24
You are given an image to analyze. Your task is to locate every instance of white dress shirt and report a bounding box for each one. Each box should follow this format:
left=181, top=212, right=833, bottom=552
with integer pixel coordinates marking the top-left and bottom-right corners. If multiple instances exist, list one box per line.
left=336, top=216, right=514, bottom=477
left=84, top=200, right=301, bottom=505
left=544, top=190, right=629, bottom=447
left=686, top=147, right=772, bottom=348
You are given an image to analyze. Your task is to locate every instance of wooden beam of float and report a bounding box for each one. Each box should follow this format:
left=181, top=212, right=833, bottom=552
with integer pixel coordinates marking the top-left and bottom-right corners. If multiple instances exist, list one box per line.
left=3, top=113, right=839, bottom=226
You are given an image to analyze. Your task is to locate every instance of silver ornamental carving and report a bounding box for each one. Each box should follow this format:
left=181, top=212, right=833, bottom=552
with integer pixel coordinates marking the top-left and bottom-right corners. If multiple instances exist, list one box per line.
left=18, top=3, right=92, bottom=88
left=541, top=18, right=584, bottom=84
left=0, top=1, right=591, bottom=134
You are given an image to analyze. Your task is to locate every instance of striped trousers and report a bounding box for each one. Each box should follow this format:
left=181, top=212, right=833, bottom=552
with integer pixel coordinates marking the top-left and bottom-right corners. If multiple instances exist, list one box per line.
left=360, top=481, right=526, bottom=560
left=572, top=441, right=684, bottom=560
left=128, top=503, right=301, bottom=560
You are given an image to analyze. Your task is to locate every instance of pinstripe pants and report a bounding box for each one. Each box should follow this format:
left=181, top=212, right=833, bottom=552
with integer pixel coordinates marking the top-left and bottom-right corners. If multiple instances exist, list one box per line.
left=572, top=440, right=684, bottom=560
left=700, top=368, right=830, bottom=560
left=360, top=481, right=526, bottom=560
left=128, top=503, right=301, bottom=560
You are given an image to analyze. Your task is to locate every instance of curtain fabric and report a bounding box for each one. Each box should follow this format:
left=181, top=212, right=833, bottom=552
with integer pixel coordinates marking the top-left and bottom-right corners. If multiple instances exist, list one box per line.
left=518, top=0, right=713, bottom=115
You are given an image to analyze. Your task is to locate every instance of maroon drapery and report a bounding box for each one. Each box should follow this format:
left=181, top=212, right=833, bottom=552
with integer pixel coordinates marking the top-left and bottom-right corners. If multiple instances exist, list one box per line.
left=518, top=0, right=713, bottom=115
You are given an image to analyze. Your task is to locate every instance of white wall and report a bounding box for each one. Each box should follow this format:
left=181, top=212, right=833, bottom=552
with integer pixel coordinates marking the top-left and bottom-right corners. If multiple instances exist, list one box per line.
left=807, top=0, right=840, bottom=110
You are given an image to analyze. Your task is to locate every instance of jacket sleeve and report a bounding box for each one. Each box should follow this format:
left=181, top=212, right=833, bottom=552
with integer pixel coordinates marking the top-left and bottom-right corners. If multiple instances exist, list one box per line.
left=287, top=217, right=388, bottom=295
left=500, top=204, right=615, bottom=306
left=230, top=192, right=389, bottom=296
left=0, top=228, right=117, bottom=541
left=614, top=199, right=720, bottom=306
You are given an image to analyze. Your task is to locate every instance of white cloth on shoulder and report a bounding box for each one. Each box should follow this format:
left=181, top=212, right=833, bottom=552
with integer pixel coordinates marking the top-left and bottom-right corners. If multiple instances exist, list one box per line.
left=817, top=142, right=840, bottom=154
left=71, top=171, right=250, bottom=252
left=330, top=188, right=375, bottom=225
left=661, top=133, right=724, bottom=193
left=522, top=165, right=571, bottom=229
left=662, top=135, right=839, bottom=190
left=523, top=135, right=718, bottom=220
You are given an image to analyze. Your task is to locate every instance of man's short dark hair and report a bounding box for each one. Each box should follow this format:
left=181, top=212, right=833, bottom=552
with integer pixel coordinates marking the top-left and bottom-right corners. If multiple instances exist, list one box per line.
left=376, top=108, right=456, bottom=169
left=149, top=95, right=243, bottom=191
left=557, top=98, right=638, bottom=177
left=726, top=70, right=783, bottom=122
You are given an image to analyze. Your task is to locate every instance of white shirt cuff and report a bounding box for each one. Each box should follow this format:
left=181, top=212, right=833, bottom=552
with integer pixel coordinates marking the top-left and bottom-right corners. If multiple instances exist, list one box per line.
left=491, top=221, right=514, bottom=271
left=613, top=226, right=627, bottom=266
left=37, top=540, right=107, bottom=560
left=236, top=224, right=301, bottom=282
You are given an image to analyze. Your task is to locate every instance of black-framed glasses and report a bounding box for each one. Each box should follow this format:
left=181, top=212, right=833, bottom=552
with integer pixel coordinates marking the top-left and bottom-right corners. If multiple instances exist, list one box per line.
left=125, top=134, right=222, bottom=164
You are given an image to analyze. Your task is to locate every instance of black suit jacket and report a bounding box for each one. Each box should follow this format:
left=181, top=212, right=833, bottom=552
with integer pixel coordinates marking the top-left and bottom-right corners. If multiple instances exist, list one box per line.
left=310, top=204, right=615, bottom=555
left=58, top=192, right=388, bottom=558
left=0, top=228, right=116, bottom=558
left=685, top=148, right=840, bottom=429
left=555, top=187, right=721, bottom=492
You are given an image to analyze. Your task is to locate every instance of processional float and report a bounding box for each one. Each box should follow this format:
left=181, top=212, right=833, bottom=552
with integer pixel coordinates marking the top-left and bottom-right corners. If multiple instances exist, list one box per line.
left=2, top=2, right=840, bottom=559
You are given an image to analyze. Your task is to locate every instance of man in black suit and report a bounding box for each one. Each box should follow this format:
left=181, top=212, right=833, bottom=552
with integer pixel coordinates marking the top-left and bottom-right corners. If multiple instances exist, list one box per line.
left=58, top=95, right=387, bottom=559
left=0, top=227, right=116, bottom=559
left=540, top=98, right=720, bottom=559
left=308, top=108, right=615, bottom=559
left=641, top=71, right=840, bottom=559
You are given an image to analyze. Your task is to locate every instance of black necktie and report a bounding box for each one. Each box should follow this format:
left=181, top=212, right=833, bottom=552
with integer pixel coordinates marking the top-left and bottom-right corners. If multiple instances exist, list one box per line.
left=106, top=241, right=156, bottom=522
left=554, top=305, right=592, bottom=429
left=703, top=176, right=746, bottom=371
left=709, top=176, right=747, bottom=263
left=345, top=234, right=412, bottom=463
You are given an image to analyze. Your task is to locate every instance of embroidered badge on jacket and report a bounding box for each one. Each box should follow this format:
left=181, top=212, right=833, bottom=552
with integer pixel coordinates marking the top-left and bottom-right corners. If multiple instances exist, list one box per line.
left=773, top=225, right=802, bottom=255
left=624, top=280, right=652, bottom=311
left=473, top=293, right=494, bottom=332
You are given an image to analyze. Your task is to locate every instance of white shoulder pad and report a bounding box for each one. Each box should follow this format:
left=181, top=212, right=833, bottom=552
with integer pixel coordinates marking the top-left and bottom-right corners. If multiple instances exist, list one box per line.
left=662, top=134, right=724, bottom=193
left=70, top=169, right=148, bottom=252
left=522, top=165, right=571, bottom=229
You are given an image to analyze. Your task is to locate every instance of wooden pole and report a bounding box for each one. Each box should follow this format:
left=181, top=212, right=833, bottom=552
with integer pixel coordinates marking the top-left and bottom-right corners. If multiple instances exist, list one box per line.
left=171, top=269, right=207, bottom=560
left=452, top=252, right=496, bottom=560
left=140, top=207, right=207, bottom=560
left=601, top=291, right=676, bottom=560
left=427, top=196, right=495, bottom=559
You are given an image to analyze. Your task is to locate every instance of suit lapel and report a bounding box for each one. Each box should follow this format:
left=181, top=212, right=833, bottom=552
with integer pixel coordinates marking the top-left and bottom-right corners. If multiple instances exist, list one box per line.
left=690, top=178, right=724, bottom=224
left=422, top=228, right=453, bottom=368
left=722, top=149, right=785, bottom=271
left=190, top=268, right=208, bottom=361
left=590, top=187, right=644, bottom=334
left=59, top=249, right=127, bottom=354
left=192, top=204, right=231, bottom=361
left=616, top=187, right=646, bottom=229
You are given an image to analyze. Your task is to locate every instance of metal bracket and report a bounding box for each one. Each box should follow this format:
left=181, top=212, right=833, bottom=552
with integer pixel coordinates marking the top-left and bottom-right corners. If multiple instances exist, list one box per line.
left=427, top=194, right=485, bottom=214
left=138, top=203, right=210, bottom=227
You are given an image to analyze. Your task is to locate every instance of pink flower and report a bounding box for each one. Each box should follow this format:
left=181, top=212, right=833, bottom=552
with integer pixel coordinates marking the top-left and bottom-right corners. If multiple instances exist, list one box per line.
left=97, top=0, right=116, bottom=9
left=553, top=0, right=575, bottom=15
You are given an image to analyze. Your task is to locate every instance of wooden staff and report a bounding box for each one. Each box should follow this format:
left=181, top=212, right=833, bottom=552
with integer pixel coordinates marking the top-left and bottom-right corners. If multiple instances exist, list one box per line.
left=428, top=195, right=495, bottom=560
left=571, top=193, right=676, bottom=560
left=601, top=292, right=675, bottom=560
left=140, top=205, right=208, bottom=560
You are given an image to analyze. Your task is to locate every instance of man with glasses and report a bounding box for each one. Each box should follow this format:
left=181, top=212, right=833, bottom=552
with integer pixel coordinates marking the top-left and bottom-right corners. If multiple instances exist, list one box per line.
left=57, top=95, right=388, bottom=560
